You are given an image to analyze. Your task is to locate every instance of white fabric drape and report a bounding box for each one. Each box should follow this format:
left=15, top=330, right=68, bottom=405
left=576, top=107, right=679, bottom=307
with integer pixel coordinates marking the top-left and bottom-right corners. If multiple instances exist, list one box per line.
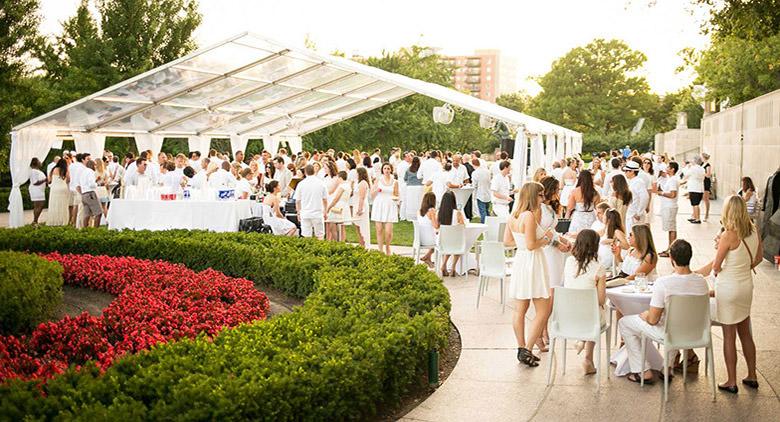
left=135, top=134, right=165, bottom=163
left=556, top=133, right=565, bottom=160
left=229, top=133, right=249, bottom=157
left=574, top=136, right=583, bottom=155
left=72, top=132, right=106, bottom=158
left=545, top=133, right=556, bottom=170
left=51, top=137, right=63, bottom=150
left=512, top=131, right=528, bottom=188
left=565, top=135, right=573, bottom=158
left=529, top=134, right=545, bottom=171
left=283, top=136, right=303, bottom=154
left=187, top=136, right=211, bottom=154
left=8, top=127, right=58, bottom=227
left=263, top=135, right=280, bottom=157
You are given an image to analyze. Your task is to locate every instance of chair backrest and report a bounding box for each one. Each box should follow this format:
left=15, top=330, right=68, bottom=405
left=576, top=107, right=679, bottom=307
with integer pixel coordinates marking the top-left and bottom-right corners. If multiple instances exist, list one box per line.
left=479, top=241, right=506, bottom=278
left=485, top=216, right=502, bottom=241
left=548, top=287, right=601, bottom=340
left=497, top=222, right=506, bottom=243
left=439, top=225, right=466, bottom=255
left=664, top=294, right=712, bottom=348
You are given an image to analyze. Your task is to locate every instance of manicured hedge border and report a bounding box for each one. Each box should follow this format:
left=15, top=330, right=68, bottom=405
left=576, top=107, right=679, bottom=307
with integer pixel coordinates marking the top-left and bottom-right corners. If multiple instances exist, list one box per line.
left=0, top=251, right=63, bottom=334
left=0, top=227, right=450, bottom=420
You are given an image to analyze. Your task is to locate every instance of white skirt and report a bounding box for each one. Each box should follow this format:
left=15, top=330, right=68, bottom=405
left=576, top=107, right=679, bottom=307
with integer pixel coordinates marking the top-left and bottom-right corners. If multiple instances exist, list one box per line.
left=370, top=195, right=398, bottom=223
left=508, top=249, right=550, bottom=300
left=543, top=245, right=567, bottom=288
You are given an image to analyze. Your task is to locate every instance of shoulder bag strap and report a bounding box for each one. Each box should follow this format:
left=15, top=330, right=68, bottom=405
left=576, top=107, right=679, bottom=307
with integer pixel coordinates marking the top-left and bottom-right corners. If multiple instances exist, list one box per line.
left=742, top=237, right=757, bottom=275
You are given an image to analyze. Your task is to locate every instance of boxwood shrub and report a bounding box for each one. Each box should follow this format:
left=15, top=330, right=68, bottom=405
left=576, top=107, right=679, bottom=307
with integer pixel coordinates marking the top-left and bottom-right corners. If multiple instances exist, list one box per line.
left=0, top=250, right=63, bottom=334
left=0, top=226, right=450, bottom=420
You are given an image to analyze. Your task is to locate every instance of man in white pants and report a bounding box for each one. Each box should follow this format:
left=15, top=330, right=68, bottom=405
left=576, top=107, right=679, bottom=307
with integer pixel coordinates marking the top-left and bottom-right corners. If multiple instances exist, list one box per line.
left=653, top=161, right=679, bottom=257
left=490, top=160, right=512, bottom=217
left=624, top=160, right=648, bottom=233
left=617, top=239, right=708, bottom=384
left=295, top=164, right=327, bottom=239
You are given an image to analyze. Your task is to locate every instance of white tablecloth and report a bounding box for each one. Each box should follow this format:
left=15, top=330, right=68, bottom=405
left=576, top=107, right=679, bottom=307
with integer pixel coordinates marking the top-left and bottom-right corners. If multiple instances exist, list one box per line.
left=606, top=284, right=663, bottom=376
left=455, top=223, right=487, bottom=275
left=451, top=186, right=474, bottom=210
left=108, top=199, right=252, bottom=232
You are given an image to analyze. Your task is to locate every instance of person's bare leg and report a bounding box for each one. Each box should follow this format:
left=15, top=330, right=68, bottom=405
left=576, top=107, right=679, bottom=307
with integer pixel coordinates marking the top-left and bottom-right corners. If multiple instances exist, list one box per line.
left=33, top=202, right=44, bottom=224
left=69, top=206, right=77, bottom=226
left=721, top=325, right=738, bottom=387
left=583, top=341, right=596, bottom=374
left=704, top=192, right=710, bottom=221
left=384, top=223, right=393, bottom=255
left=514, top=299, right=530, bottom=348
left=736, top=317, right=758, bottom=381
left=527, top=298, right=551, bottom=357
left=440, top=255, right=450, bottom=275
left=375, top=222, right=384, bottom=252
left=692, top=205, right=700, bottom=221
left=450, top=254, right=461, bottom=275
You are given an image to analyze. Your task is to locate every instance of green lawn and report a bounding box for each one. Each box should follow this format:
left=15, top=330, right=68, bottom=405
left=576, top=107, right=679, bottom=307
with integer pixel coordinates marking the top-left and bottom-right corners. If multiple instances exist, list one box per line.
left=341, top=217, right=482, bottom=247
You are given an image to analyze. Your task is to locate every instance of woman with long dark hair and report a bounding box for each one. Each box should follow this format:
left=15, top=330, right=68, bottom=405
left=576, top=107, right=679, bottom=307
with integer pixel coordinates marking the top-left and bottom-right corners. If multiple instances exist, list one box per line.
left=599, top=208, right=629, bottom=269
left=609, top=174, right=632, bottom=230
left=739, top=177, right=759, bottom=220
left=566, top=170, right=601, bottom=233
left=404, top=156, right=423, bottom=186
left=417, top=191, right=438, bottom=268
left=370, top=163, right=399, bottom=255
left=437, top=190, right=465, bottom=276
left=262, top=180, right=297, bottom=236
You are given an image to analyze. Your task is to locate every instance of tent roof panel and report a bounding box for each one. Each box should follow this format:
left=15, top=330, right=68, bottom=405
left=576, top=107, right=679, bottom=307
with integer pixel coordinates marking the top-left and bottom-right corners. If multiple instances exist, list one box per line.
left=13, top=32, right=580, bottom=138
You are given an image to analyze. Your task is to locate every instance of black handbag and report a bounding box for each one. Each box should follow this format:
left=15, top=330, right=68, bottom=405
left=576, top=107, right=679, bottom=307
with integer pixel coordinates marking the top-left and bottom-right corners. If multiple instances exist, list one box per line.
left=239, top=217, right=272, bottom=234
left=555, top=218, right=571, bottom=234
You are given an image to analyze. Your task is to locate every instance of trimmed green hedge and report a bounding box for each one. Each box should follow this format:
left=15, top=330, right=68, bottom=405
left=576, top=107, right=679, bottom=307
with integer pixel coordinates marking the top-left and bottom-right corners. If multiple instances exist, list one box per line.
left=0, top=251, right=63, bottom=334
left=0, top=227, right=450, bottom=420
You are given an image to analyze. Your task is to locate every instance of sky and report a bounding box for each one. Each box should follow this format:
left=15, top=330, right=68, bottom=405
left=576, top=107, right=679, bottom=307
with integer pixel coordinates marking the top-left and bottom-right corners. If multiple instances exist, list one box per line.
left=37, top=0, right=711, bottom=96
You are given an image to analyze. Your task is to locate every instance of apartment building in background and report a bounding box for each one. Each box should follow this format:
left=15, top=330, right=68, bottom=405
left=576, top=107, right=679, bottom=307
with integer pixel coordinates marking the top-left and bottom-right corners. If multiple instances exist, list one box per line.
left=440, top=49, right=518, bottom=103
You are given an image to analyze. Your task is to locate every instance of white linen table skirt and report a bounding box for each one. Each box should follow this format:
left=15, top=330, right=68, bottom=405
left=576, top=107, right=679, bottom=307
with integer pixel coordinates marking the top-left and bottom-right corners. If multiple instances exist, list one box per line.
left=454, top=223, right=488, bottom=275
left=108, top=199, right=252, bottom=232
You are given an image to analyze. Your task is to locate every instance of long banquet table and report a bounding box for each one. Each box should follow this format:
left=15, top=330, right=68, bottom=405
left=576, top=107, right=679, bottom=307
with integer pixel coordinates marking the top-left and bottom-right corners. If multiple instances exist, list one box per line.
left=107, top=199, right=252, bottom=232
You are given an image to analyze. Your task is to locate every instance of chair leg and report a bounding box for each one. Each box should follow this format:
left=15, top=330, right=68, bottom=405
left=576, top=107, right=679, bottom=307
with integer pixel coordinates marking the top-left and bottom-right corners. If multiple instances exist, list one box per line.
left=562, top=339, right=567, bottom=376
left=476, top=276, right=483, bottom=309
left=606, top=328, right=611, bottom=380
left=707, top=345, right=716, bottom=401
left=664, top=350, right=669, bottom=402
left=546, top=337, right=556, bottom=386
left=596, top=339, right=601, bottom=391
left=640, top=333, right=647, bottom=387
left=500, top=277, right=506, bottom=314
left=682, top=350, right=687, bottom=384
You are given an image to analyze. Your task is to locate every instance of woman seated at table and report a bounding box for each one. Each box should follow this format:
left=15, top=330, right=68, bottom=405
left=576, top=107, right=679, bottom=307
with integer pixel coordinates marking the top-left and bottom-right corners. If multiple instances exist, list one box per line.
left=161, top=161, right=181, bottom=191
left=325, top=171, right=351, bottom=241
left=262, top=180, right=297, bottom=236
left=437, top=190, right=465, bottom=276
left=599, top=208, right=629, bottom=269
left=563, top=229, right=607, bottom=375
left=235, top=168, right=254, bottom=200
left=612, top=223, right=658, bottom=282
left=417, top=191, right=439, bottom=268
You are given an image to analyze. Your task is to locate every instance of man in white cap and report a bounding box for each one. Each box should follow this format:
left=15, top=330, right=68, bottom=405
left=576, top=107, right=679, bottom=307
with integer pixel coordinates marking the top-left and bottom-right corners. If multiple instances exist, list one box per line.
left=623, top=160, right=648, bottom=233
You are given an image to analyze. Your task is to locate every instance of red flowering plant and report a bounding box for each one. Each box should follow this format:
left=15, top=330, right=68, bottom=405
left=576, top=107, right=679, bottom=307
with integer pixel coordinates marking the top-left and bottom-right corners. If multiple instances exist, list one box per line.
left=0, top=253, right=269, bottom=382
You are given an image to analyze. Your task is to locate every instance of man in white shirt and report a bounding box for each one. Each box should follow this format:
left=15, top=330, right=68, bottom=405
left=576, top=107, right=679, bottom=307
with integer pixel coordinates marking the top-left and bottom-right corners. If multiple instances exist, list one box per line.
left=46, top=156, right=60, bottom=177
left=682, top=156, right=706, bottom=224
left=653, top=161, right=679, bottom=256
left=603, top=157, right=622, bottom=197
left=450, top=154, right=469, bottom=186
left=471, top=158, right=491, bottom=223
left=618, top=240, right=708, bottom=384
left=272, top=157, right=293, bottom=197
left=278, top=148, right=292, bottom=166
left=78, top=159, right=102, bottom=228
left=491, top=151, right=509, bottom=179
left=188, top=151, right=202, bottom=172
left=295, top=165, right=328, bottom=239
left=124, top=158, right=151, bottom=190
left=335, top=152, right=348, bottom=172
left=417, top=150, right=442, bottom=186
left=550, top=160, right=565, bottom=182
left=491, top=160, right=512, bottom=217
left=623, top=160, right=649, bottom=233
left=234, top=151, right=249, bottom=170
left=208, top=161, right=236, bottom=189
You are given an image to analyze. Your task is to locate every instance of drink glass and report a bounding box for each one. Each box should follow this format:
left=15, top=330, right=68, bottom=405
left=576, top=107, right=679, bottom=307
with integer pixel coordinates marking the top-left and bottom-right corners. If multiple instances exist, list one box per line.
left=636, top=272, right=647, bottom=292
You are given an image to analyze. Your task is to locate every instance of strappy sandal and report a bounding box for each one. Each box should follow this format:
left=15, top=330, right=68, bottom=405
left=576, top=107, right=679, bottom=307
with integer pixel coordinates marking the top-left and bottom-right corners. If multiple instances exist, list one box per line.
left=517, top=347, right=539, bottom=367
left=673, top=354, right=700, bottom=374
left=627, top=372, right=654, bottom=385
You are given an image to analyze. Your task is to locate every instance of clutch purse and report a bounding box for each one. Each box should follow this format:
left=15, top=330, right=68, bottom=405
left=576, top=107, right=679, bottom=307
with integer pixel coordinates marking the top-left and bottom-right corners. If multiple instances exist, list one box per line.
left=331, top=207, right=343, bottom=214
left=555, top=218, right=571, bottom=233
left=606, top=277, right=628, bottom=288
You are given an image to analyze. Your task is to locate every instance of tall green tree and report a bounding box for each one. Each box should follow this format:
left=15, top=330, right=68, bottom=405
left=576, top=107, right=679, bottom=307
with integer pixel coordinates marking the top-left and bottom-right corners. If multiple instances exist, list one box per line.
left=496, top=92, right=531, bottom=113
left=530, top=39, right=659, bottom=135
left=304, top=46, right=494, bottom=153
left=696, top=0, right=780, bottom=40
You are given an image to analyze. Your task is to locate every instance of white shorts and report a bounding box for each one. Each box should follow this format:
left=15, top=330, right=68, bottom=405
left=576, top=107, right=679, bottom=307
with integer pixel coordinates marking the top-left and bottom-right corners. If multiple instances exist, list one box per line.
left=69, top=191, right=81, bottom=206
left=300, top=217, right=324, bottom=239
left=660, top=207, right=677, bottom=232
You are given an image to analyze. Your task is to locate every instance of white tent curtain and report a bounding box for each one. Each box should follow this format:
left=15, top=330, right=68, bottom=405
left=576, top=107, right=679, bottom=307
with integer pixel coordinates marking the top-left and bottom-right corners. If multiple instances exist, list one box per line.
left=556, top=133, right=565, bottom=160
left=283, top=136, right=303, bottom=154
left=574, top=136, right=583, bottom=155
left=529, top=134, right=544, bottom=171
left=187, top=136, right=211, bottom=155
left=263, top=135, right=280, bottom=157
left=8, top=127, right=58, bottom=227
left=512, top=131, right=528, bottom=188
left=72, top=132, right=106, bottom=158
left=545, top=133, right=556, bottom=170
left=229, top=133, right=249, bottom=157
left=135, top=134, right=165, bottom=163
left=565, top=135, right=573, bottom=158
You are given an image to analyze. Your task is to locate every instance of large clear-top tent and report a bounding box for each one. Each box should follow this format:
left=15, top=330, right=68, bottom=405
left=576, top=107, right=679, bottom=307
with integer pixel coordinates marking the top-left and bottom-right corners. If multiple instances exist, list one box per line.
left=8, top=32, right=581, bottom=227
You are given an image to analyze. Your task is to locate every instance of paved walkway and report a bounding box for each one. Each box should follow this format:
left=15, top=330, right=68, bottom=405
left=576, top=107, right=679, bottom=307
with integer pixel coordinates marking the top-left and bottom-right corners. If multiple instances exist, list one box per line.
left=400, top=199, right=780, bottom=421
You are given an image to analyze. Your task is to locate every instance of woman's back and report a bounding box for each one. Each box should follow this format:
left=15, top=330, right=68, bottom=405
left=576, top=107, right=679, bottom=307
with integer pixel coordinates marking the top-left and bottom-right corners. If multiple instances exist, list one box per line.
left=564, top=256, right=603, bottom=289
left=720, top=230, right=759, bottom=280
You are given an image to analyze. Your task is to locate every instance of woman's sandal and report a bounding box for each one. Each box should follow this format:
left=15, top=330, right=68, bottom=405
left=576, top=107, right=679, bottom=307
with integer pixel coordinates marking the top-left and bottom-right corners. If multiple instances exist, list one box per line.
left=742, top=379, right=759, bottom=389
left=517, top=347, right=539, bottom=367
left=627, top=372, right=654, bottom=385
left=718, top=384, right=738, bottom=394
left=673, top=354, right=700, bottom=374
left=535, top=339, right=549, bottom=353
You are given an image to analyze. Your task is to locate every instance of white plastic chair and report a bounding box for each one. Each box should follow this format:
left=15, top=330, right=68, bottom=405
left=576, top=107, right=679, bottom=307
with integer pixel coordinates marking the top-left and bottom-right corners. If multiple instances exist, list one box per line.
left=435, top=225, right=466, bottom=276
left=411, top=220, right=437, bottom=264
left=546, top=287, right=611, bottom=390
left=476, top=241, right=506, bottom=311
left=640, top=294, right=715, bottom=402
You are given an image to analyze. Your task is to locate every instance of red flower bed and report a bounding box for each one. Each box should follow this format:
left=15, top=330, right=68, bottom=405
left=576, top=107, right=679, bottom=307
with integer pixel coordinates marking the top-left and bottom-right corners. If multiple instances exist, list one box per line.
left=0, top=253, right=269, bottom=382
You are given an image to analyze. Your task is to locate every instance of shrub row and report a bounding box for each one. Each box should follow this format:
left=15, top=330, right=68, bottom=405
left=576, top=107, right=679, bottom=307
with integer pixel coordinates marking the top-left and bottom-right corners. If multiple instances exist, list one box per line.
left=1, top=252, right=269, bottom=382
left=0, top=251, right=63, bottom=335
left=0, top=227, right=450, bottom=420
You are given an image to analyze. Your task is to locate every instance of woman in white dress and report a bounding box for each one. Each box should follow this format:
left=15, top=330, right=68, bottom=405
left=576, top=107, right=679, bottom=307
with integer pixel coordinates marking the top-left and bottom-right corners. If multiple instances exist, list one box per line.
left=371, top=163, right=399, bottom=255
left=612, top=223, right=658, bottom=282
left=28, top=158, right=48, bottom=225
left=560, top=157, right=578, bottom=213
left=261, top=180, right=297, bottom=236
left=326, top=171, right=352, bottom=242
left=47, top=158, right=70, bottom=226
left=696, top=195, right=763, bottom=393
left=566, top=170, right=601, bottom=233
left=323, top=161, right=342, bottom=240
left=563, top=229, right=607, bottom=375
left=94, top=159, right=110, bottom=221
left=598, top=208, right=629, bottom=270
left=352, top=167, right=371, bottom=248
left=417, top=191, right=438, bottom=268
left=591, top=157, right=605, bottom=193
left=504, top=182, right=554, bottom=367
left=437, top=191, right=465, bottom=276
left=235, top=168, right=254, bottom=200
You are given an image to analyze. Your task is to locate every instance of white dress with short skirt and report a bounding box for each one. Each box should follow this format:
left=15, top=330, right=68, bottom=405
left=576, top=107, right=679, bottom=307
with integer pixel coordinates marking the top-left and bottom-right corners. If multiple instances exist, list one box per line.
left=507, top=212, right=550, bottom=300
left=541, top=204, right=566, bottom=288
left=371, top=177, right=398, bottom=223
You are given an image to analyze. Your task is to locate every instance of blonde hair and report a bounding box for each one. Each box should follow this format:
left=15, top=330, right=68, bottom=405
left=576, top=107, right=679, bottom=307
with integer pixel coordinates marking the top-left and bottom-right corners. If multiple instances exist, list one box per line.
left=721, top=195, right=754, bottom=239
left=512, top=182, right=544, bottom=218
left=532, top=167, right=547, bottom=182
